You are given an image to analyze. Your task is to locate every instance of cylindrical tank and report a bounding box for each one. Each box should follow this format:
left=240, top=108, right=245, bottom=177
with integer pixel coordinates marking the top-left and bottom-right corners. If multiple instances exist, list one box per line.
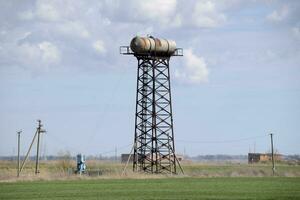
left=76, top=154, right=86, bottom=174
left=130, top=36, right=176, bottom=56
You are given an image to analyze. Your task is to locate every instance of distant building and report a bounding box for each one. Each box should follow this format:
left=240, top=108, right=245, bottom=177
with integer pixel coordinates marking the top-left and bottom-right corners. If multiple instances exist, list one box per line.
left=121, top=154, right=134, bottom=163
left=175, top=154, right=184, bottom=162
left=248, top=153, right=282, bottom=164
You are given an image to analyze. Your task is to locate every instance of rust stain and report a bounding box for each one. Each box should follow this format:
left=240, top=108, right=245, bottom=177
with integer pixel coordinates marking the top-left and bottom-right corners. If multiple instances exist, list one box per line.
left=141, top=38, right=147, bottom=48
left=154, top=38, right=162, bottom=47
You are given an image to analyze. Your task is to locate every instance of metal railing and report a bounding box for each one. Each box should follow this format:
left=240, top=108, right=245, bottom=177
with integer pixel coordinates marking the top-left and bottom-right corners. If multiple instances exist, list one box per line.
left=120, top=46, right=183, bottom=57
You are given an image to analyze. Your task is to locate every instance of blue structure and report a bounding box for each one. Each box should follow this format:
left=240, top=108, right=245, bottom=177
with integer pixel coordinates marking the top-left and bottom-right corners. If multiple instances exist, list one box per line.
left=76, top=154, right=86, bottom=174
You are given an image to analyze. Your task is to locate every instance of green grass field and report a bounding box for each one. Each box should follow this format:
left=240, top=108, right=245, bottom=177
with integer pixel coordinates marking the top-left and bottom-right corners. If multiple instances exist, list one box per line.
left=1, top=177, right=300, bottom=200
left=1, top=161, right=300, bottom=199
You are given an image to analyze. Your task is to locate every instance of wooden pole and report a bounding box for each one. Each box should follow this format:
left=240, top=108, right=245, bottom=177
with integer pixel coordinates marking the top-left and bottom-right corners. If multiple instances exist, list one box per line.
left=19, top=129, right=38, bottom=173
left=35, top=120, right=46, bottom=174
left=35, top=122, right=41, bottom=174
left=17, top=131, right=21, bottom=177
left=270, top=133, right=275, bottom=175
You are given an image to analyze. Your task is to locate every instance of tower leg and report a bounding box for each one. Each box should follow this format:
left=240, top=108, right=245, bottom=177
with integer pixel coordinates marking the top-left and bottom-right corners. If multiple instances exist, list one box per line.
left=133, top=56, right=178, bottom=174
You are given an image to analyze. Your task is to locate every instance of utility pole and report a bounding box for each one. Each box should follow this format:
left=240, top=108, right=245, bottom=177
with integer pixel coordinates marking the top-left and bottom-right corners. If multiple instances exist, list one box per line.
left=20, top=129, right=38, bottom=173
left=270, top=133, right=275, bottom=175
left=35, top=120, right=46, bottom=174
left=17, top=130, right=21, bottom=177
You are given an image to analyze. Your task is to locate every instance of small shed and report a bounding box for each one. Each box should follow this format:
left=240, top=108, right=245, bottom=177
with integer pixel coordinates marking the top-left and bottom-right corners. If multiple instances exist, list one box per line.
left=248, top=153, right=282, bottom=164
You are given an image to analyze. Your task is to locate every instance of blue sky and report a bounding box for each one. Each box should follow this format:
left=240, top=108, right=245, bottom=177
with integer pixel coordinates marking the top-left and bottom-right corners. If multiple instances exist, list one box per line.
left=0, top=0, right=299, bottom=156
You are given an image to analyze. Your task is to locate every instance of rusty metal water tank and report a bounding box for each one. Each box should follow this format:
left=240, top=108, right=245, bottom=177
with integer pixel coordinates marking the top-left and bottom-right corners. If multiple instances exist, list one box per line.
left=130, top=36, right=176, bottom=56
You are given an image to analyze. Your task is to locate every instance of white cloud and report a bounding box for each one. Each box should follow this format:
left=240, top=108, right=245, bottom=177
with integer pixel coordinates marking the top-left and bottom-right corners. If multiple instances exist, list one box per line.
left=18, top=10, right=34, bottom=20
left=18, top=41, right=60, bottom=68
left=292, top=26, right=300, bottom=39
left=170, top=14, right=182, bottom=28
left=35, top=0, right=60, bottom=21
left=38, top=42, right=60, bottom=63
left=57, top=21, right=90, bottom=39
left=18, top=31, right=32, bottom=41
left=2, top=0, right=299, bottom=76
left=192, top=1, right=226, bottom=28
left=137, top=26, right=154, bottom=36
left=93, top=40, right=106, bottom=54
left=267, top=5, right=289, bottom=22
left=1, top=0, right=114, bottom=73
left=175, top=49, right=209, bottom=84
left=99, top=0, right=177, bottom=25
left=135, top=0, right=177, bottom=23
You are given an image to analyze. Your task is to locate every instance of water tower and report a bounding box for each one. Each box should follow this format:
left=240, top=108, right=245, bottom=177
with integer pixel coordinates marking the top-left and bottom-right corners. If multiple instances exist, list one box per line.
left=120, top=36, right=183, bottom=174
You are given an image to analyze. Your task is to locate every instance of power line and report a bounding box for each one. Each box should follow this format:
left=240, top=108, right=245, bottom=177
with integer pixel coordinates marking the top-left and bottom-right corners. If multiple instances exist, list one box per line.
left=85, top=67, right=129, bottom=147
left=98, top=143, right=132, bottom=156
left=176, top=135, right=268, bottom=144
left=46, top=132, right=81, bottom=154
left=44, top=133, right=132, bottom=157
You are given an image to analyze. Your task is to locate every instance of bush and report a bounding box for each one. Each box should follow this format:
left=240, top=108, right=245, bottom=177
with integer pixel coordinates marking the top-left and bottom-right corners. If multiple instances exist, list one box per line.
left=57, top=151, right=73, bottom=171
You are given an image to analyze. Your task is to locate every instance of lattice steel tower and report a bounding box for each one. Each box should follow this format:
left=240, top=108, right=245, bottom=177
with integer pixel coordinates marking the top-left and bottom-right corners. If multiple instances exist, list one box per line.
left=120, top=36, right=183, bottom=174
